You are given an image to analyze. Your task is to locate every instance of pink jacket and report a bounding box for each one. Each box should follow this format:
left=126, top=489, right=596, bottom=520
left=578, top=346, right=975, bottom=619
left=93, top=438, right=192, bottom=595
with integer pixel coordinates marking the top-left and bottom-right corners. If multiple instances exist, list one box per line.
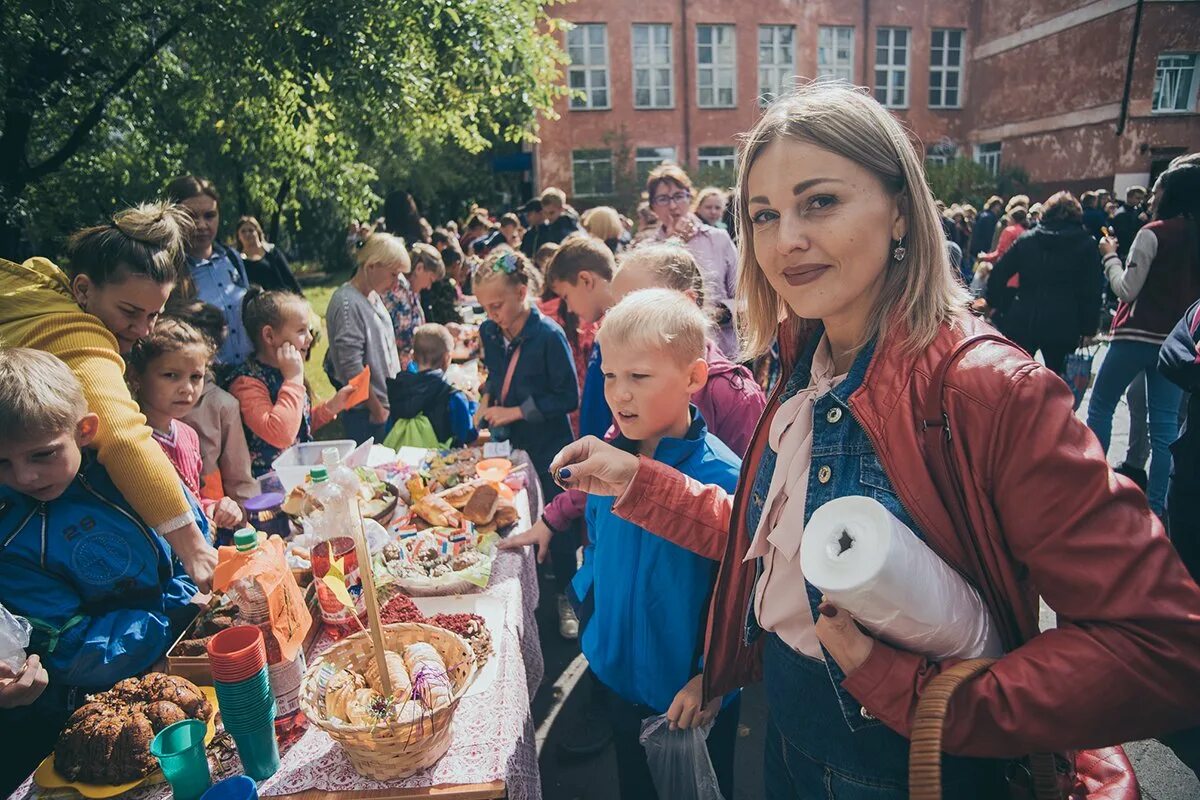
left=542, top=339, right=765, bottom=533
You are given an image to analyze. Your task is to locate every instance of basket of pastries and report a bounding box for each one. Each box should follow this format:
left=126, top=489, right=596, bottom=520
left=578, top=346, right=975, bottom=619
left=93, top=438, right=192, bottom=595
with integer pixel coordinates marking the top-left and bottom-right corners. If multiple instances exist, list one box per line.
left=298, top=623, right=477, bottom=780
left=374, top=524, right=499, bottom=597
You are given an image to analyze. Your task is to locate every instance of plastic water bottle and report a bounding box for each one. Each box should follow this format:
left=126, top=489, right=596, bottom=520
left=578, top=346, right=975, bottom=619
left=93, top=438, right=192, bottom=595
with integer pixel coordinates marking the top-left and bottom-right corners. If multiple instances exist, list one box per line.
left=308, top=467, right=365, bottom=635
left=227, top=528, right=308, bottom=743
left=322, top=447, right=361, bottom=498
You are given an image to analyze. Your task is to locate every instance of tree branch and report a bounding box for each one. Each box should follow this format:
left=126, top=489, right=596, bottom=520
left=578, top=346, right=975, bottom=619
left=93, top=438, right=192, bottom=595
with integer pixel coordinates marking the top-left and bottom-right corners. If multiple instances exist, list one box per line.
left=24, top=3, right=207, bottom=183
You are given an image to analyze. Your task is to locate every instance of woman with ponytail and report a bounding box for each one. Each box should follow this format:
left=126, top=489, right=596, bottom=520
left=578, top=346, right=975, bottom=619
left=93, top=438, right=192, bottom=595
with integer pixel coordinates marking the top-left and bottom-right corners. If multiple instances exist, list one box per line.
left=0, top=202, right=217, bottom=592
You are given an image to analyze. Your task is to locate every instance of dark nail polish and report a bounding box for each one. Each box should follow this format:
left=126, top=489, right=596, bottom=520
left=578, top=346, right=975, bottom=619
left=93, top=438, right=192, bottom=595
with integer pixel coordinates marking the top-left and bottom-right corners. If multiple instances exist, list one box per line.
left=559, top=468, right=572, bottom=480
left=818, top=602, right=838, bottom=618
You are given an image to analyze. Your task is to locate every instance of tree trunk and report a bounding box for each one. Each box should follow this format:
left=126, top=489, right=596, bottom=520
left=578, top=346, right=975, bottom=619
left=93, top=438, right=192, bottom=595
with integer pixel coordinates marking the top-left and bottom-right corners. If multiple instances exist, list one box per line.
left=269, top=177, right=291, bottom=244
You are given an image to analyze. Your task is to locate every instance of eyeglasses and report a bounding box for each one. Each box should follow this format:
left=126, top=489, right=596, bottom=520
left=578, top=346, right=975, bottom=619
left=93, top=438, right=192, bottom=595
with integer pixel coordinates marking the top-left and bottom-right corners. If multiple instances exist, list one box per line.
left=651, top=191, right=692, bottom=208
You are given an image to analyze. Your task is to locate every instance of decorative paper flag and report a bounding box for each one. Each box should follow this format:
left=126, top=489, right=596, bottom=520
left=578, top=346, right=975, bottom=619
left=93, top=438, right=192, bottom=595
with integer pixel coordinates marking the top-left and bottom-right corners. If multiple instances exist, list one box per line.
left=321, top=555, right=356, bottom=612
left=345, top=366, right=372, bottom=409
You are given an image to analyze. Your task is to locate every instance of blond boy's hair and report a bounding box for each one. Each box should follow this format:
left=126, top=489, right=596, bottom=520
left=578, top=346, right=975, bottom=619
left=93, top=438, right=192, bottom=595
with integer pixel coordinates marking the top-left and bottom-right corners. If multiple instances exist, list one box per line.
left=0, top=348, right=88, bottom=439
left=598, top=288, right=710, bottom=365
left=540, top=187, right=567, bottom=208
left=412, top=323, right=455, bottom=368
left=356, top=231, right=411, bottom=272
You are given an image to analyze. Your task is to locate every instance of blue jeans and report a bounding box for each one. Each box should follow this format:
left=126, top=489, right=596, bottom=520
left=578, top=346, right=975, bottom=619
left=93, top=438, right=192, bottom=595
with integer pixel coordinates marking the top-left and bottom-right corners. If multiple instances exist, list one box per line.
left=762, top=634, right=1004, bottom=800
left=1086, top=340, right=1183, bottom=515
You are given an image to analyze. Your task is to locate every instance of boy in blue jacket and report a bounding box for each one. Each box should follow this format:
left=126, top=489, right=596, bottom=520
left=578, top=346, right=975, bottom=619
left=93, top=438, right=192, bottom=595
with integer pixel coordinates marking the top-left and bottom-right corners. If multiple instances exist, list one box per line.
left=568, top=289, right=741, bottom=799
left=0, top=348, right=205, bottom=793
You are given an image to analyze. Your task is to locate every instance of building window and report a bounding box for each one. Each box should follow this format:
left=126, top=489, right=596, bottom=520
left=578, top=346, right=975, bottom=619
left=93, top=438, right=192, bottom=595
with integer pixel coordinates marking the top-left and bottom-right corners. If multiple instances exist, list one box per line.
left=758, top=25, right=796, bottom=105
left=567, top=24, right=610, bottom=110
left=926, top=141, right=957, bottom=167
left=572, top=149, right=614, bottom=197
left=1153, top=53, right=1199, bottom=113
left=635, top=146, right=678, bottom=185
left=817, top=26, right=855, bottom=83
left=698, top=146, right=737, bottom=171
left=929, top=29, right=963, bottom=108
left=874, top=27, right=909, bottom=108
left=974, top=142, right=1001, bottom=176
left=633, top=24, right=673, bottom=109
left=697, top=24, right=736, bottom=108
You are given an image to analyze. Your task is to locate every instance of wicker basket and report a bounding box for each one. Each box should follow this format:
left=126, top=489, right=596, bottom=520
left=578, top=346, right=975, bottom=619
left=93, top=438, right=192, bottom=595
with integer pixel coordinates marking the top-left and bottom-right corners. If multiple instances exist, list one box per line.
left=299, top=623, right=477, bottom=780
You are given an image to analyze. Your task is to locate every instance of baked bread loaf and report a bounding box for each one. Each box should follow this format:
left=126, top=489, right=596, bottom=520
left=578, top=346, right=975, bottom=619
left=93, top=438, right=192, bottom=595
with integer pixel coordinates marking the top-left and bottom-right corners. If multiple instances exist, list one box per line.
left=54, top=674, right=212, bottom=784
left=462, top=484, right=500, bottom=525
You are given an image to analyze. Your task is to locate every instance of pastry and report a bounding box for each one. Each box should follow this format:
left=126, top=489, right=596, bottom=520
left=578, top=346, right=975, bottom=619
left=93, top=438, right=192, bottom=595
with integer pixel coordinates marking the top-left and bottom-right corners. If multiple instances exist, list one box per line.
left=440, top=482, right=477, bottom=510
left=363, top=650, right=413, bottom=703
left=402, top=642, right=453, bottom=709
left=462, top=483, right=499, bottom=524
left=413, top=494, right=460, bottom=527
left=491, top=502, right=519, bottom=530
left=54, top=673, right=212, bottom=784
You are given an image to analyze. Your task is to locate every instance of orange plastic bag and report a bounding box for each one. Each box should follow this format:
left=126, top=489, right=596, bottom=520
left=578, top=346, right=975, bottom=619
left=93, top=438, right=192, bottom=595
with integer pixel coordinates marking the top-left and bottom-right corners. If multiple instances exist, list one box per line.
left=212, top=534, right=311, bottom=661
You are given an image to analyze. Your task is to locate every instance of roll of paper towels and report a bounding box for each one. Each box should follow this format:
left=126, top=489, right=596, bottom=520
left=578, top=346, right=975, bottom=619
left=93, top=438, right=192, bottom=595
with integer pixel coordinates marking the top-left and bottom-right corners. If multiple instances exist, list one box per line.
left=800, top=495, right=1002, bottom=660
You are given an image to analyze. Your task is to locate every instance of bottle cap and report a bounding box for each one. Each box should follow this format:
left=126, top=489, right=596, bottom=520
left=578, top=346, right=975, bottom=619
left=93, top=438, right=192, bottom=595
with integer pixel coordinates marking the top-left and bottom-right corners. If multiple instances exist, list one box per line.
left=310, top=466, right=328, bottom=483
left=322, top=447, right=341, bottom=467
left=233, top=528, right=259, bottom=551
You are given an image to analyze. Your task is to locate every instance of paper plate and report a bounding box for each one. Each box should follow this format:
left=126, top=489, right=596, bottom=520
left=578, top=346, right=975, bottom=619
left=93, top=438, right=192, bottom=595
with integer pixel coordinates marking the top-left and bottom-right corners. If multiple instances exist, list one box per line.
left=34, top=686, right=219, bottom=798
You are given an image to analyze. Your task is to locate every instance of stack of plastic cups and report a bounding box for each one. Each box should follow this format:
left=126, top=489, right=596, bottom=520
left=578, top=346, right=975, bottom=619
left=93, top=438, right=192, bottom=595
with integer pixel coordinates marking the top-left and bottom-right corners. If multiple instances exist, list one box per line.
left=149, top=719, right=212, bottom=800
left=207, top=626, right=280, bottom=780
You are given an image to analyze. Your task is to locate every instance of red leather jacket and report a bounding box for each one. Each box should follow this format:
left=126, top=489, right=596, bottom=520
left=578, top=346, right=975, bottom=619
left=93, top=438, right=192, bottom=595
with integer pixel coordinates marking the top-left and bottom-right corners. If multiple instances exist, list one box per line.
left=613, top=313, right=1200, bottom=758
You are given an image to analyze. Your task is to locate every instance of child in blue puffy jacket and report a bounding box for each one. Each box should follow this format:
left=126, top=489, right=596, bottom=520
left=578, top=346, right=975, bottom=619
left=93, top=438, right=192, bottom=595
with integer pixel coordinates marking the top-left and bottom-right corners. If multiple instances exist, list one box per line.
left=0, top=348, right=206, bottom=794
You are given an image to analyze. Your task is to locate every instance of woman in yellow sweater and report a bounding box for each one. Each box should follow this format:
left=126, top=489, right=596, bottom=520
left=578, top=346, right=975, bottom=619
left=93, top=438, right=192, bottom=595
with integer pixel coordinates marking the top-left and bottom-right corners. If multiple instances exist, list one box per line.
left=0, top=203, right=216, bottom=591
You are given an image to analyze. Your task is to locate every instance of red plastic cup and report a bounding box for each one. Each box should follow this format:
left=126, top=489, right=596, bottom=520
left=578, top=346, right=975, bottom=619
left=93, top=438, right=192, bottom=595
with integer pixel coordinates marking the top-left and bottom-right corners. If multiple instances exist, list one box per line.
left=208, top=626, right=268, bottom=682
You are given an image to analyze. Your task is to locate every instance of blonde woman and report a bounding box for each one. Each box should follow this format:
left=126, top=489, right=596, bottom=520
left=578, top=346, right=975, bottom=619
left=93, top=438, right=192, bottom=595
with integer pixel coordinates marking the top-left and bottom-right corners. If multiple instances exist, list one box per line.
left=693, top=186, right=728, bottom=229
left=580, top=205, right=625, bottom=253
left=546, top=83, right=1200, bottom=797
left=324, top=232, right=404, bottom=443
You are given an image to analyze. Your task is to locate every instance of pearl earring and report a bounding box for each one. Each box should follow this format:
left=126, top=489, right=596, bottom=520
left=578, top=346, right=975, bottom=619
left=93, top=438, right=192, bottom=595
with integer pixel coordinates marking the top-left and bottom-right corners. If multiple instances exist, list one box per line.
left=892, top=236, right=907, bottom=262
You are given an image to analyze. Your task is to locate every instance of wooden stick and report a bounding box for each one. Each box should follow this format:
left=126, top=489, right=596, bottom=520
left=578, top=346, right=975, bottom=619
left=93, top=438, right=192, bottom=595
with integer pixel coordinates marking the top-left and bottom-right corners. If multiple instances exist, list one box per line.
left=351, top=500, right=392, bottom=698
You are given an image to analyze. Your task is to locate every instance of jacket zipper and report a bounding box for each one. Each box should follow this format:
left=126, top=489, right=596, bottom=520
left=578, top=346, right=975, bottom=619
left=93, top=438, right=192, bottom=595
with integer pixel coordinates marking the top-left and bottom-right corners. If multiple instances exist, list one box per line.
left=1, top=503, right=42, bottom=551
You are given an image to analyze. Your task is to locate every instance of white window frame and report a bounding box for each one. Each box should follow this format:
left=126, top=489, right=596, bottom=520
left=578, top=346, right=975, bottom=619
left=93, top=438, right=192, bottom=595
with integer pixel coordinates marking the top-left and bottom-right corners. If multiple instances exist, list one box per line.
left=633, top=23, right=674, bottom=109
left=974, top=142, right=1001, bottom=176
left=817, top=26, right=855, bottom=83
left=758, top=24, right=796, bottom=106
left=635, top=147, right=678, bottom=185
left=567, top=24, right=610, bottom=111
left=1153, top=53, right=1199, bottom=114
left=572, top=149, right=614, bottom=197
left=874, top=27, right=910, bottom=109
left=697, top=24, right=737, bottom=109
left=929, top=28, right=964, bottom=109
left=697, top=146, right=737, bottom=172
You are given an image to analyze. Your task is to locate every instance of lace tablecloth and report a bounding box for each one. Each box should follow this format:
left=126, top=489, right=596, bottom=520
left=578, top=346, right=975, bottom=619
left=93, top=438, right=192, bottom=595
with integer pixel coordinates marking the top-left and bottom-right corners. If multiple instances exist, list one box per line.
left=15, top=480, right=545, bottom=800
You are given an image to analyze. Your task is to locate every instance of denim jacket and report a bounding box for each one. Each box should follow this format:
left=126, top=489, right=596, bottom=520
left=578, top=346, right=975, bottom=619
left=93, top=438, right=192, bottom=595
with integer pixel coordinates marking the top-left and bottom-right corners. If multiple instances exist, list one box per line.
left=744, top=332, right=921, bottom=732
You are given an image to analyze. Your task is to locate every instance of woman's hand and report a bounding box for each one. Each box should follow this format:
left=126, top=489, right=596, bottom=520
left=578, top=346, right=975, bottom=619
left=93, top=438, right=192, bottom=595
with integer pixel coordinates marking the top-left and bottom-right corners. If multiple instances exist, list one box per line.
left=672, top=214, right=698, bottom=242
left=212, top=497, right=245, bottom=529
left=481, top=406, right=523, bottom=427
left=1099, top=236, right=1118, bottom=257
left=549, top=436, right=639, bottom=497
left=814, top=599, right=875, bottom=675
left=667, top=674, right=720, bottom=731
left=0, top=655, right=49, bottom=708
left=277, top=343, right=305, bottom=384
left=497, top=517, right=553, bottom=562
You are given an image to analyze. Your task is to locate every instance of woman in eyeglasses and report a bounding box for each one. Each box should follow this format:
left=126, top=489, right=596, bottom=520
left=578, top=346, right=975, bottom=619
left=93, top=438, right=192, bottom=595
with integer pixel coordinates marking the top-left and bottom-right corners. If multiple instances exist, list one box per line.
left=647, top=164, right=739, bottom=357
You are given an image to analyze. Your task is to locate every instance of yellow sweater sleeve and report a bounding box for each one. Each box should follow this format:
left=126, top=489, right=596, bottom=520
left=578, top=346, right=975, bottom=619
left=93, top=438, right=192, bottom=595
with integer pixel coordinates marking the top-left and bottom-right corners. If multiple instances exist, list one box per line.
left=23, top=311, right=192, bottom=529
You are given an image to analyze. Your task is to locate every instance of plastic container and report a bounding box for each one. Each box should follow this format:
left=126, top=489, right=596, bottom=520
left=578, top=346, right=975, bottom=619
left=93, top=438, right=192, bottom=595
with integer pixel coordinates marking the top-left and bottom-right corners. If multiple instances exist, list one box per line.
left=244, top=493, right=289, bottom=539
left=311, top=535, right=364, bottom=635
left=201, top=775, right=258, bottom=800
left=271, top=440, right=355, bottom=492
left=207, top=626, right=267, bottom=682
left=230, top=722, right=280, bottom=781
left=322, top=447, right=361, bottom=497
left=149, top=719, right=212, bottom=800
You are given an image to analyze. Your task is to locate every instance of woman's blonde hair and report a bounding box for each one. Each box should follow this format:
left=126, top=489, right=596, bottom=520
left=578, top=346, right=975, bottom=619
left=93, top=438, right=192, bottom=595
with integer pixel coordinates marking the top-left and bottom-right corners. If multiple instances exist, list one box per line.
left=581, top=206, right=623, bottom=243
left=409, top=242, right=446, bottom=280
left=693, top=186, right=726, bottom=213
left=599, top=288, right=710, bottom=366
left=618, top=242, right=706, bottom=307
left=355, top=232, right=411, bottom=273
left=735, top=82, right=968, bottom=358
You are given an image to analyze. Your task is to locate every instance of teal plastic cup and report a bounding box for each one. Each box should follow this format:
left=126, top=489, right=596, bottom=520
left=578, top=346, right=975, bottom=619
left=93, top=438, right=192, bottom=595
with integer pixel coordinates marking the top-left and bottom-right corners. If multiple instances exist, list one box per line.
left=150, top=719, right=212, bottom=800
left=231, top=723, right=280, bottom=781
left=223, top=701, right=277, bottom=737
left=213, top=674, right=272, bottom=710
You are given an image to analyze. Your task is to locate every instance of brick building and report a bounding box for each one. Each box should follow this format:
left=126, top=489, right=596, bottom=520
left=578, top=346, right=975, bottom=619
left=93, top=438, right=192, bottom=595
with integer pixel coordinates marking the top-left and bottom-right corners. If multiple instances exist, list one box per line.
left=531, top=0, right=1200, bottom=206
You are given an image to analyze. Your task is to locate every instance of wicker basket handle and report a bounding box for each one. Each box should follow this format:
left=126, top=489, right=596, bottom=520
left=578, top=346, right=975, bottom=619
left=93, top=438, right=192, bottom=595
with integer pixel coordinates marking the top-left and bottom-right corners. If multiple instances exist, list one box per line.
left=909, top=658, right=1060, bottom=800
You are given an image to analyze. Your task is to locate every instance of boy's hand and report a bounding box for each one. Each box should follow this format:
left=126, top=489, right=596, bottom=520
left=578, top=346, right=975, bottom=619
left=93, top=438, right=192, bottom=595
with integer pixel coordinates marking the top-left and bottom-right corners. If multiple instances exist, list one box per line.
left=550, top=436, right=638, bottom=497
left=212, top=497, right=245, bottom=529
left=0, top=655, right=49, bottom=708
left=164, top=522, right=218, bottom=593
left=278, top=343, right=305, bottom=383
left=481, top=406, right=523, bottom=427
left=667, top=674, right=719, bottom=731
left=497, top=518, right=553, bottom=562
left=1099, top=236, right=1118, bottom=257
left=368, top=398, right=389, bottom=425
left=329, top=384, right=358, bottom=415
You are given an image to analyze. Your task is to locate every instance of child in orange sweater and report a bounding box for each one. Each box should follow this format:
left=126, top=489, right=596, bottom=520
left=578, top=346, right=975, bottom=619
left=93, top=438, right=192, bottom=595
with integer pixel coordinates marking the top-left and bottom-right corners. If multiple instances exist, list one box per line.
left=226, top=288, right=355, bottom=476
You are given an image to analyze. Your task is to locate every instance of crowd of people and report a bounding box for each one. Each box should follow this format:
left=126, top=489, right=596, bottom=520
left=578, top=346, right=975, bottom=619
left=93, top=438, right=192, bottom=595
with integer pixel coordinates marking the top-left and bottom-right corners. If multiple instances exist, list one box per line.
left=1, top=80, right=1199, bottom=799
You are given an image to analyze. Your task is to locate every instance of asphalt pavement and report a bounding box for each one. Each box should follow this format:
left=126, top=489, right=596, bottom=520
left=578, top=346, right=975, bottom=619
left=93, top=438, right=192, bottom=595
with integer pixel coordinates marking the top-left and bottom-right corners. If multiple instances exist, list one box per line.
left=531, top=343, right=1199, bottom=799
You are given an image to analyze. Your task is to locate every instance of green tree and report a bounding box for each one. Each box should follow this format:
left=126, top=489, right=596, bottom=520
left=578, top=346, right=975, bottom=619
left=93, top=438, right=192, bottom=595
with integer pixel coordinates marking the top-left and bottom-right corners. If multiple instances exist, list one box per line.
left=1, top=0, right=567, bottom=258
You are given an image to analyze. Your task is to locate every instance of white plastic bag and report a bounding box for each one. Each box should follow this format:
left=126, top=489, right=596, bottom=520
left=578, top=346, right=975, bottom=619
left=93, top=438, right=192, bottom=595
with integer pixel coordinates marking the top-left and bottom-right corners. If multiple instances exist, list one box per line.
left=638, top=713, right=725, bottom=800
left=0, top=603, right=32, bottom=672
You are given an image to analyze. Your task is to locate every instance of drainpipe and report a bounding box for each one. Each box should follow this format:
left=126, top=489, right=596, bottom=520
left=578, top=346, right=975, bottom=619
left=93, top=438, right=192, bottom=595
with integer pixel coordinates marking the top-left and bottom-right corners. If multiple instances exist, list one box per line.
left=681, top=0, right=692, bottom=168
left=1116, top=0, right=1144, bottom=136
left=862, top=0, right=871, bottom=88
